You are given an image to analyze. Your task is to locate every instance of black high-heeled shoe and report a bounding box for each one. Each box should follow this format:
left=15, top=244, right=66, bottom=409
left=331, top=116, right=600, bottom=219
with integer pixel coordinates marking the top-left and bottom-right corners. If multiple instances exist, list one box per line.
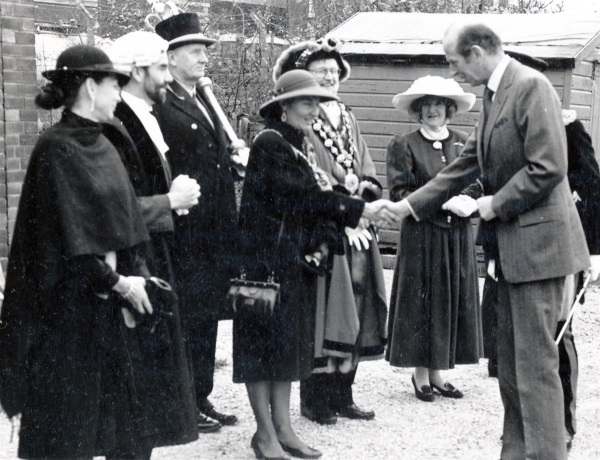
left=411, top=375, right=434, bottom=402
left=250, top=434, right=290, bottom=460
left=431, top=381, right=463, bottom=399
left=279, top=441, right=323, bottom=459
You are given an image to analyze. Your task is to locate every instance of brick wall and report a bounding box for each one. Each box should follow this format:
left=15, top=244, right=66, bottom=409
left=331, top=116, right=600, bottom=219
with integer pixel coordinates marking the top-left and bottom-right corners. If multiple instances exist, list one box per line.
left=0, top=0, right=37, bottom=270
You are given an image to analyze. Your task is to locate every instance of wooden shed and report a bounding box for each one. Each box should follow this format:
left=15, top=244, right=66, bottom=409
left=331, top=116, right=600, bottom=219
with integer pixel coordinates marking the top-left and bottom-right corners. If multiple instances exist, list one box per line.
left=324, top=12, right=600, bottom=266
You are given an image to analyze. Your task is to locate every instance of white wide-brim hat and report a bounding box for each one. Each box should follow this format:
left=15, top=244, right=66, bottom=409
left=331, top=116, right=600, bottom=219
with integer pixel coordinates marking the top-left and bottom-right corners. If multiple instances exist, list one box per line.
left=392, top=75, right=476, bottom=115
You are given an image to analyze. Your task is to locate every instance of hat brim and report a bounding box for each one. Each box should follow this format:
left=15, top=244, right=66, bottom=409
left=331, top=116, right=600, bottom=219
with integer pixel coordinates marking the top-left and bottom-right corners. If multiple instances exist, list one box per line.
left=392, top=92, right=476, bottom=115
left=42, top=68, right=131, bottom=87
left=168, top=34, right=217, bottom=50
left=259, top=87, right=339, bottom=118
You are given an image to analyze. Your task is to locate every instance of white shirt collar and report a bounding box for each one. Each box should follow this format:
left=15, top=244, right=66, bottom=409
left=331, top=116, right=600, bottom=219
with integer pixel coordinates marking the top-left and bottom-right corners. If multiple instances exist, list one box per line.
left=486, top=54, right=512, bottom=98
left=173, top=77, right=196, bottom=98
left=121, top=90, right=170, bottom=157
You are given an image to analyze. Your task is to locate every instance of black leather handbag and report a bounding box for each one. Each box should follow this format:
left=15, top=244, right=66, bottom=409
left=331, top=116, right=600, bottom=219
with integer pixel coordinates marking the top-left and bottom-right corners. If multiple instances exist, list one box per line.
left=138, top=276, right=176, bottom=333
left=227, top=216, right=285, bottom=318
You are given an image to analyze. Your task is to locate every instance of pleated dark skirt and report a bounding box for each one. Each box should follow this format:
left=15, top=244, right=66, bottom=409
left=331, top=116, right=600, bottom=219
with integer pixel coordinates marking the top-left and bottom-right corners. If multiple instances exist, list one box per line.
left=386, top=217, right=483, bottom=369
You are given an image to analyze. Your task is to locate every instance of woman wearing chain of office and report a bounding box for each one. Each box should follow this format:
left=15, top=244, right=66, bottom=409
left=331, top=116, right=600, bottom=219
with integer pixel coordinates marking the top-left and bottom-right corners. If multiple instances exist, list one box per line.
left=273, top=38, right=388, bottom=425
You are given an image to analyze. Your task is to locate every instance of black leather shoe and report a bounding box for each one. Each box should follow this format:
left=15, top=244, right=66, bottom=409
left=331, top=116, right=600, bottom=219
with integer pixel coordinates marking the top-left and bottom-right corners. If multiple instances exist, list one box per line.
left=197, top=413, right=221, bottom=433
left=333, top=403, right=375, bottom=420
left=279, top=441, right=322, bottom=459
left=411, top=375, right=434, bottom=402
left=300, top=403, right=337, bottom=425
left=431, top=382, right=464, bottom=399
left=566, top=431, right=574, bottom=451
left=202, top=406, right=238, bottom=426
left=251, top=433, right=290, bottom=460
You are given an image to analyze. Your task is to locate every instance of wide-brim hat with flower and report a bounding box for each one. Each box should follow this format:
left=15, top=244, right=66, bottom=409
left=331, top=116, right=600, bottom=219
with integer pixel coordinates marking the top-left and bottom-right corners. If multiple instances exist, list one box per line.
left=392, top=75, right=476, bottom=115
left=272, top=37, right=351, bottom=82
left=42, top=45, right=130, bottom=87
left=259, top=69, right=339, bottom=118
left=155, top=12, right=217, bottom=50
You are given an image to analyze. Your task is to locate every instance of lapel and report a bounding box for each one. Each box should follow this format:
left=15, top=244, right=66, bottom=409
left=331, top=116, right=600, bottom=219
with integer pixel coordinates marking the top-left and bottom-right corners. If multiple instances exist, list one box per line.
left=117, top=102, right=173, bottom=186
left=167, top=80, right=218, bottom=140
left=483, top=59, right=517, bottom=157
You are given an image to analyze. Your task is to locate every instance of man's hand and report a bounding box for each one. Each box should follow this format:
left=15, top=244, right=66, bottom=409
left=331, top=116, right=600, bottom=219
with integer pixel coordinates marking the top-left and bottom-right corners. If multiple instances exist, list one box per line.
left=362, top=199, right=402, bottom=228
left=442, top=195, right=478, bottom=217
left=230, top=139, right=249, bottom=167
left=168, top=174, right=201, bottom=211
left=477, top=195, right=497, bottom=221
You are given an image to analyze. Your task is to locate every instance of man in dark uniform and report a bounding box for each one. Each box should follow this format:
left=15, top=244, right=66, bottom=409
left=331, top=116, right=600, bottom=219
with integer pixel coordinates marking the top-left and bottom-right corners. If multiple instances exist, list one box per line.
left=153, top=12, right=240, bottom=432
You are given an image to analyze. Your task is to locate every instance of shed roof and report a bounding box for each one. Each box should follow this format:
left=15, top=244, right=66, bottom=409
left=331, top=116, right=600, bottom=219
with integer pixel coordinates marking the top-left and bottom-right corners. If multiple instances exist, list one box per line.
left=326, top=13, right=600, bottom=67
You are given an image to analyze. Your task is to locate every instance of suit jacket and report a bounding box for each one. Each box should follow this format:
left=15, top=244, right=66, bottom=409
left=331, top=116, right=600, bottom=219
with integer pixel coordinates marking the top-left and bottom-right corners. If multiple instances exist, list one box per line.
left=407, top=58, right=589, bottom=283
left=153, top=80, right=238, bottom=317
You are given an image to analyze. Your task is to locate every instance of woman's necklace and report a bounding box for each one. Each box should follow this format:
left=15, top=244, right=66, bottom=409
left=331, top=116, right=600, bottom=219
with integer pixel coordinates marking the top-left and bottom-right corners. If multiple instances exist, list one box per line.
left=420, top=125, right=450, bottom=163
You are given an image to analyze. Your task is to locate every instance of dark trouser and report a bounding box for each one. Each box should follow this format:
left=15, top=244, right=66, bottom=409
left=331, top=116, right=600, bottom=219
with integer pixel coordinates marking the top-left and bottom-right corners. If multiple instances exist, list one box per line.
left=186, top=316, right=219, bottom=407
left=484, top=280, right=578, bottom=437
left=300, top=368, right=357, bottom=410
left=556, top=320, right=578, bottom=436
left=496, top=272, right=566, bottom=460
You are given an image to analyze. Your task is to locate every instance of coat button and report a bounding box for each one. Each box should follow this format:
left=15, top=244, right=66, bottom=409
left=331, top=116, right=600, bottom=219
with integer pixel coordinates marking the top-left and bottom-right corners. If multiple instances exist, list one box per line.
left=217, top=164, right=221, bottom=169
left=191, top=123, right=198, bottom=130
left=340, top=204, right=346, bottom=211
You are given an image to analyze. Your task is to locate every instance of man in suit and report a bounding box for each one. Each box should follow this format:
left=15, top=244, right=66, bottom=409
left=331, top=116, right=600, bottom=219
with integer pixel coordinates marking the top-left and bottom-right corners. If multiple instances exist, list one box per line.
left=389, top=22, right=593, bottom=460
left=153, top=13, right=240, bottom=431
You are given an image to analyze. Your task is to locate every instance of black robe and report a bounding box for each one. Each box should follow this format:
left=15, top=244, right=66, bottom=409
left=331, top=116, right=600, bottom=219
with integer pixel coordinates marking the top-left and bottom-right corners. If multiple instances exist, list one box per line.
left=101, top=101, right=199, bottom=448
left=0, top=110, right=154, bottom=458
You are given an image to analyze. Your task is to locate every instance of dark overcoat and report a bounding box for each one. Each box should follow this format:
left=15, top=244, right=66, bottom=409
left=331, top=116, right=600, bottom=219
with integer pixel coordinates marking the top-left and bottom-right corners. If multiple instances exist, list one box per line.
left=153, top=80, right=238, bottom=320
left=233, top=119, right=364, bottom=383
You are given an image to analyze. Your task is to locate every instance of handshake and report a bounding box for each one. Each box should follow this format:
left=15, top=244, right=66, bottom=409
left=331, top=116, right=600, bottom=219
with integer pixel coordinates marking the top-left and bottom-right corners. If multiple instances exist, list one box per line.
left=360, top=199, right=405, bottom=228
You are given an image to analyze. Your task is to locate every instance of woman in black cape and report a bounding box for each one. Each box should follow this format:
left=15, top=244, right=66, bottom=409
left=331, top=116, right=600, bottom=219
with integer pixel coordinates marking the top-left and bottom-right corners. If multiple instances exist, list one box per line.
left=0, top=45, right=179, bottom=459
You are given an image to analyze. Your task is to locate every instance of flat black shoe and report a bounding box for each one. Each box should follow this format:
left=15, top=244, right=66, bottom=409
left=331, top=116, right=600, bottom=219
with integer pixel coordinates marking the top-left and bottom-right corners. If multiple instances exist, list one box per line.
left=333, top=403, right=375, bottom=420
left=202, top=406, right=238, bottom=426
left=431, top=382, right=463, bottom=399
left=300, top=403, right=337, bottom=425
left=197, top=413, right=221, bottom=433
left=251, top=433, right=290, bottom=460
left=279, top=441, right=322, bottom=459
left=411, top=375, right=434, bottom=402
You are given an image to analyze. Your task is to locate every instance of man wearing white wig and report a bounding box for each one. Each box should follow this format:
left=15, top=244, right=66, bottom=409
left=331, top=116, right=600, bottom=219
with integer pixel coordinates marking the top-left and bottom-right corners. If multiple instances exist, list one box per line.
left=101, top=31, right=202, bottom=449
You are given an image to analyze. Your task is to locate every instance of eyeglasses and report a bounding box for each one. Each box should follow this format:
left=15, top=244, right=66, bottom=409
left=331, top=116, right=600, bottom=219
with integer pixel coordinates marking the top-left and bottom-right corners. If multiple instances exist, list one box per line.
left=310, top=68, right=341, bottom=78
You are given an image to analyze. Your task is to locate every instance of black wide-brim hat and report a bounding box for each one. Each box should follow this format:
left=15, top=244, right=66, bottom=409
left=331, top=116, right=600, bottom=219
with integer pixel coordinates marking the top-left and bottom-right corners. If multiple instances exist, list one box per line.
left=155, top=12, right=217, bottom=50
left=259, top=69, right=339, bottom=118
left=42, top=45, right=130, bottom=86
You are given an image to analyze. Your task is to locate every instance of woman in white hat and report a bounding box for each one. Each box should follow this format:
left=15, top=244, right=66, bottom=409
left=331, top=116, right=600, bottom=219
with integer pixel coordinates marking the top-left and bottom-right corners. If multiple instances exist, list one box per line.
left=385, top=75, right=482, bottom=402
left=236, top=69, right=395, bottom=459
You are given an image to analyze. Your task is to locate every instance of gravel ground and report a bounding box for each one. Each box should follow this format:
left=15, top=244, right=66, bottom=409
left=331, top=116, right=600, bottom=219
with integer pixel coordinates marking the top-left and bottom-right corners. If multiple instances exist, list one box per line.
left=1, top=273, right=599, bottom=459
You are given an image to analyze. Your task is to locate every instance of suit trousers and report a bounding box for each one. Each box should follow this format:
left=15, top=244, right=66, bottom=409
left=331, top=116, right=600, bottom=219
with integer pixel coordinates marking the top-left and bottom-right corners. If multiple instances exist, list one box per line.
left=496, top=271, right=567, bottom=460
left=186, top=317, right=218, bottom=407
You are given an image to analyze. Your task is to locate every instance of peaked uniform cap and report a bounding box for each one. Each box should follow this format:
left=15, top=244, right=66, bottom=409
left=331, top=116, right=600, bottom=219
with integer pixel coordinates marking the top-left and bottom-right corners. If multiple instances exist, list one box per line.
left=155, top=12, right=217, bottom=50
left=392, top=75, right=476, bottom=115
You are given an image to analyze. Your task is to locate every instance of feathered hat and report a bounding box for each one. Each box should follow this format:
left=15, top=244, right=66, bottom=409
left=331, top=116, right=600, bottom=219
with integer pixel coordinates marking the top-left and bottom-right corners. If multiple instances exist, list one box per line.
left=272, top=37, right=351, bottom=83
